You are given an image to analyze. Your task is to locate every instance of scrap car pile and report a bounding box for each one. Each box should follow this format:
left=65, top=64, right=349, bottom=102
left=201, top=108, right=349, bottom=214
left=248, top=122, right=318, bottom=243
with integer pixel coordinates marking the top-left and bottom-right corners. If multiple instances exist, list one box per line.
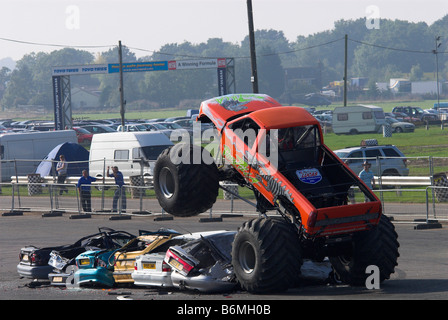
left=17, top=227, right=239, bottom=293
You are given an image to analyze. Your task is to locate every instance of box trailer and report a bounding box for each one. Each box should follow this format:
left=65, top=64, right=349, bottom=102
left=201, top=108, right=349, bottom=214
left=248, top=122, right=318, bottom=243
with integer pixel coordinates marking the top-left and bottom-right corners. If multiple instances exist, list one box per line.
left=0, top=130, right=77, bottom=181
left=332, top=105, right=386, bottom=135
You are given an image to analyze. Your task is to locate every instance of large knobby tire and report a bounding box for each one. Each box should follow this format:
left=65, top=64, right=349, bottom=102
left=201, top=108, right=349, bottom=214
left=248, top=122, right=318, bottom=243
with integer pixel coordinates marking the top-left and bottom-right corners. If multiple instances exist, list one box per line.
left=329, top=215, right=399, bottom=286
left=231, top=217, right=303, bottom=293
left=153, top=143, right=219, bottom=217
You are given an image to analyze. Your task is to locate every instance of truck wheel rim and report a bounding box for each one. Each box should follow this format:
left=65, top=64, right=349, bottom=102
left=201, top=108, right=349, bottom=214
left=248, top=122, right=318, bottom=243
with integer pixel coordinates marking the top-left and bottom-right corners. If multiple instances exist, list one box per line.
left=159, top=167, right=175, bottom=199
left=238, top=241, right=256, bottom=274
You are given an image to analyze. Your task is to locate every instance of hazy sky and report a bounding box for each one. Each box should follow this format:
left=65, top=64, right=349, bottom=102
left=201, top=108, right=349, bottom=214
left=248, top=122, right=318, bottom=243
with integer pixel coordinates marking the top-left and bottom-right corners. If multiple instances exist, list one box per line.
left=1, top=0, right=447, bottom=61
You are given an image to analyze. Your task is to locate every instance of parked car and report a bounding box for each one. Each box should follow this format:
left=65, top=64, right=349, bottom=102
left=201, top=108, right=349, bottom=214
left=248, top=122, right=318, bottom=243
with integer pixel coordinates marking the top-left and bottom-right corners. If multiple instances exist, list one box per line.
left=334, top=144, right=409, bottom=177
left=154, top=121, right=193, bottom=142
left=385, top=117, right=415, bottom=133
left=140, top=123, right=173, bottom=139
left=391, top=106, right=438, bottom=124
left=173, top=119, right=214, bottom=134
left=81, top=124, right=116, bottom=134
left=116, top=124, right=148, bottom=132
left=132, top=230, right=236, bottom=292
left=72, top=127, right=93, bottom=144
left=18, top=227, right=135, bottom=281
left=313, top=114, right=332, bottom=122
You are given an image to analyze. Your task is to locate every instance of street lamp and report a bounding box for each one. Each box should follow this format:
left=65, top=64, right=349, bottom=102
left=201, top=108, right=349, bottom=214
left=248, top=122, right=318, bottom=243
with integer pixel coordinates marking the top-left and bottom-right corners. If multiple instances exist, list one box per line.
left=433, top=36, right=442, bottom=109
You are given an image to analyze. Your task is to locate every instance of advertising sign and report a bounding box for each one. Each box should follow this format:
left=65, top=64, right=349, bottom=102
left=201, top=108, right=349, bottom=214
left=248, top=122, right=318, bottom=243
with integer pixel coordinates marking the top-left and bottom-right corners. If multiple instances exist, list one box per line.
left=52, top=64, right=108, bottom=76
left=108, top=61, right=168, bottom=73
left=52, top=76, right=63, bottom=130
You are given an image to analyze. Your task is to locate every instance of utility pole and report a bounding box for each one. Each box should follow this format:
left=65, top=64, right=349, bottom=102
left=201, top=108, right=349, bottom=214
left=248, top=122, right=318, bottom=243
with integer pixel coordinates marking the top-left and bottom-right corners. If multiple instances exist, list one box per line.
left=434, top=36, right=442, bottom=110
left=344, top=34, right=348, bottom=106
left=118, top=40, right=125, bottom=130
left=247, top=0, right=258, bottom=93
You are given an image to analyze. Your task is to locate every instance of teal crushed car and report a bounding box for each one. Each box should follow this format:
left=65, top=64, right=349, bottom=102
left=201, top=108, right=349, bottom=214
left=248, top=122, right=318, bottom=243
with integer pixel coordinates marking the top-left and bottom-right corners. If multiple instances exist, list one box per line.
left=74, top=249, right=116, bottom=287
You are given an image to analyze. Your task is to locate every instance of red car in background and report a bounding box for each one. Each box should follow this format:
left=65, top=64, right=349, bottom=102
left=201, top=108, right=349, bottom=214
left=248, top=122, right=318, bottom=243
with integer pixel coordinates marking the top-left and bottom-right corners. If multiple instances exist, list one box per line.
left=72, top=127, right=93, bottom=144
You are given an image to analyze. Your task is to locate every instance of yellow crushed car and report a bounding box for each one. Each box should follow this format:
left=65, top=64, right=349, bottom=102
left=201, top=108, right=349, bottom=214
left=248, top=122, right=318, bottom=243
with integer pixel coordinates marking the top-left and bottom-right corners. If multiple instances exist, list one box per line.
left=111, top=229, right=180, bottom=284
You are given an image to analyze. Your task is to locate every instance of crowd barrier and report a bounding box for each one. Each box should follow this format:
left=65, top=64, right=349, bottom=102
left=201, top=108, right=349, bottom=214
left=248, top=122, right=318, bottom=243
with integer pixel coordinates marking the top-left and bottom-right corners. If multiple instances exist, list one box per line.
left=1, top=175, right=447, bottom=228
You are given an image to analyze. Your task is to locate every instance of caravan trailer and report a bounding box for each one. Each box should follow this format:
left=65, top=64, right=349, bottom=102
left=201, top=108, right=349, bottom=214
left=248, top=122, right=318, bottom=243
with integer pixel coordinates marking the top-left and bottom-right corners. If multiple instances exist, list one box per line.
left=332, top=105, right=386, bottom=135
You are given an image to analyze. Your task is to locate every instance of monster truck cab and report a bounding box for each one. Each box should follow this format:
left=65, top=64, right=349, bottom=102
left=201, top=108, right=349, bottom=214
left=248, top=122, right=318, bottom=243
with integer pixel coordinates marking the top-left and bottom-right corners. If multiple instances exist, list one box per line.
left=198, top=94, right=381, bottom=237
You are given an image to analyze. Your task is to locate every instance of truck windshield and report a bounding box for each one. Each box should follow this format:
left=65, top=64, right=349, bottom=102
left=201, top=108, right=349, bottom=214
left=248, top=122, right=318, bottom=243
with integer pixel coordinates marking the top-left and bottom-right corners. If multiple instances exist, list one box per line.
left=278, top=125, right=321, bottom=151
left=141, top=145, right=172, bottom=160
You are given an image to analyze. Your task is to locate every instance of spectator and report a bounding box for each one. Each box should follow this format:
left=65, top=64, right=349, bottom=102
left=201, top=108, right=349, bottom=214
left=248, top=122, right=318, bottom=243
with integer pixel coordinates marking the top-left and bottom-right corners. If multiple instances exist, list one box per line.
left=56, top=155, right=68, bottom=195
left=358, top=161, right=375, bottom=202
left=107, top=166, right=127, bottom=212
left=77, top=169, right=97, bottom=212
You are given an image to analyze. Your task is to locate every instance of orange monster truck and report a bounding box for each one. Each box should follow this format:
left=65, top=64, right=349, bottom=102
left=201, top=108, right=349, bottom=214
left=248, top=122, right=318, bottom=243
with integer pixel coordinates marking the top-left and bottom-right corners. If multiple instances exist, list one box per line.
left=153, top=94, right=399, bottom=293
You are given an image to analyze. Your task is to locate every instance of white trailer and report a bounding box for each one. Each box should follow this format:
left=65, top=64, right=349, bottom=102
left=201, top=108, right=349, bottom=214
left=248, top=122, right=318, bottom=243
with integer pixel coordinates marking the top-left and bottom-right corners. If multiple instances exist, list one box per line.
left=332, top=105, right=386, bottom=135
left=88, top=131, right=174, bottom=178
left=0, top=130, right=77, bottom=181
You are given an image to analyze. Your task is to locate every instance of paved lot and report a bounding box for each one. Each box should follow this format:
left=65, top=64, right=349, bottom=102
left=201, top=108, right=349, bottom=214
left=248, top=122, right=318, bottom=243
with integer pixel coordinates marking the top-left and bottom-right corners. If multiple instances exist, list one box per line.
left=0, top=203, right=447, bottom=305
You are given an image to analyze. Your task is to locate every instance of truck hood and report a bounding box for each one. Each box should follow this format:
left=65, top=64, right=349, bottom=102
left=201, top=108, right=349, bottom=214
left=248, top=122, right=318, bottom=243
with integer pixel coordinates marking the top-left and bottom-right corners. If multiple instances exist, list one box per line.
left=198, top=94, right=282, bottom=130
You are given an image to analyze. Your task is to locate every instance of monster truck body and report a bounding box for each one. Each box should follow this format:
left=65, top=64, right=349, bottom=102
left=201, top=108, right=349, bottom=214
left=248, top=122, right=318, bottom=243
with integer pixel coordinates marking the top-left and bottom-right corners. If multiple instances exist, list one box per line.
left=154, top=94, right=399, bottom=293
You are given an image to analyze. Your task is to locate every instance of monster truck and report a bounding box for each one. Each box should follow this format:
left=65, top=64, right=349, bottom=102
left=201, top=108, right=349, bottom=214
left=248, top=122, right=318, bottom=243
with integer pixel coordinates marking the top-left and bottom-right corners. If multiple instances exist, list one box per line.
left=153, top=94, right=399, bottom=293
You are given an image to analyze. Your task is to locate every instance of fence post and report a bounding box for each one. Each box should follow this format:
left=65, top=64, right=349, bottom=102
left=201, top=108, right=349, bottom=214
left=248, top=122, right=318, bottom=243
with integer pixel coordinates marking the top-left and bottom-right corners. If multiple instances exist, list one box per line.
left=2, top=182, right=23, bottom=216
left=414, top=187, right=443, bottom=229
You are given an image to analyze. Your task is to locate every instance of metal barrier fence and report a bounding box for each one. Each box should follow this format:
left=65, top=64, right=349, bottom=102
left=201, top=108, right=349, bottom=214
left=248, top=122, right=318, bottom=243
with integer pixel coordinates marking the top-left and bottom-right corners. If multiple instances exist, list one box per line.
left=1, top=157, right=447, bottom=227
left=2, top=156, right=448, bottom=181
left=1, top=179, right=447, bottom=228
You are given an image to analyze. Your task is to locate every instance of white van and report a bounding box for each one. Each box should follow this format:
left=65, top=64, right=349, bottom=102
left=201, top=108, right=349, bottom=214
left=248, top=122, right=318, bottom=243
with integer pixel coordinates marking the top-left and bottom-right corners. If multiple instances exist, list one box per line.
left=332, top=105, right=386, bottom=135
left=89, top=132, right=174, bottom=178
left=0, top=130, right=77, bottom=181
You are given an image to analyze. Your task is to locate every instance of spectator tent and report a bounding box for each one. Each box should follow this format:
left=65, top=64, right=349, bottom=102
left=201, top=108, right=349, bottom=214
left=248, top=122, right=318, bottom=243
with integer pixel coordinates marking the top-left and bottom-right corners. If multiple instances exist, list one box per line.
left=35, top=142, right=89, bottom=177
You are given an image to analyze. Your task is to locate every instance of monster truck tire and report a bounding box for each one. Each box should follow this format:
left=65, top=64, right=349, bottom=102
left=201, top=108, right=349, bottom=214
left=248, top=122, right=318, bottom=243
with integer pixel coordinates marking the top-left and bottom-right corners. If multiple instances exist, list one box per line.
left=153, top=143, right=219, bottom=217
left=329, top=215, right=399, bottom=286
left=231, top=217, right=302, bottom=293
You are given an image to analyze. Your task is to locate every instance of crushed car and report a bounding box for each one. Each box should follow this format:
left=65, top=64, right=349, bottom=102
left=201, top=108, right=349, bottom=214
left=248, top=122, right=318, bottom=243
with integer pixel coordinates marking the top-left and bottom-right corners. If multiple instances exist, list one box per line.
left=111, top=228, right=181, bottom=284
left=164, top=231, right=237, bottom=293
left=132, top=230, right=236, bottom=292
left=47, top=228, right=136, bottom=286
left=18, top=227, right=135, bottom=282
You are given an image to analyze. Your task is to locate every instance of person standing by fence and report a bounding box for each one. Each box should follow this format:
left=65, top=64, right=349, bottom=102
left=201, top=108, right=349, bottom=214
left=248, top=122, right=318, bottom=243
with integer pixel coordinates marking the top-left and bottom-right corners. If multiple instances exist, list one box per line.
left=56, top=155, right=68, bottom=195
left=359, top=161, right=375, bottom=202
left=107, top=166, right=126, bottom=212
left=77, top=169, right=97, bottom=212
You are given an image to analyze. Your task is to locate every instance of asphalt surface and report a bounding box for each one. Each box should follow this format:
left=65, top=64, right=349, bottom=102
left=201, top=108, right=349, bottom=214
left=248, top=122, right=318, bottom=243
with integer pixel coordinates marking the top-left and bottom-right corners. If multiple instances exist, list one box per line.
left=1, top=201, right=447, bottom=306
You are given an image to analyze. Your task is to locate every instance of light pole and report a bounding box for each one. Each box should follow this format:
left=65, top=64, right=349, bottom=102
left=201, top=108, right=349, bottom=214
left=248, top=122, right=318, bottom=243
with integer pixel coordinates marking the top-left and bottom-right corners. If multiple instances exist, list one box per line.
left=247, top=0, right=258, bottom=93
left=433, top=36, right=442, bottom=110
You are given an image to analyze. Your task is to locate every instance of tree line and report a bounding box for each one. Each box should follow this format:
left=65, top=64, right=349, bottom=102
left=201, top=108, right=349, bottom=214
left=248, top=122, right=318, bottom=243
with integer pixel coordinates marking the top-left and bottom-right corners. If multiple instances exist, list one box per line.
left=1, top=15, right=447, bottom=112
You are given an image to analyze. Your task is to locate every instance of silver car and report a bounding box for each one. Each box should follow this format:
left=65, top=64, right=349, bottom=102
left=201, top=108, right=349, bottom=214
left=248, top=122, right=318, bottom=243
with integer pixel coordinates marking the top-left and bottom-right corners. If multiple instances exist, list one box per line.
left=334, top=144, right=409, bottom=177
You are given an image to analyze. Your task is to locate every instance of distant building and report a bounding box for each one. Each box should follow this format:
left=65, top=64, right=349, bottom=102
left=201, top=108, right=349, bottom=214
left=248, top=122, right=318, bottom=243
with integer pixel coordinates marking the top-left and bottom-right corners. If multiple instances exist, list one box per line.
left=411, top=81, right=442, bottom=95
left=71, top=87, right=100, bottom=109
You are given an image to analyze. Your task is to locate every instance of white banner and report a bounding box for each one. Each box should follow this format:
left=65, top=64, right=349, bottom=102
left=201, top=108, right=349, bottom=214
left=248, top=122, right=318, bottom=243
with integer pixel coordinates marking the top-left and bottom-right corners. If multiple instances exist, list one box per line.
left=170, top=58, right=226, bottom=70
left=52, top=64, right=109, bottom=76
